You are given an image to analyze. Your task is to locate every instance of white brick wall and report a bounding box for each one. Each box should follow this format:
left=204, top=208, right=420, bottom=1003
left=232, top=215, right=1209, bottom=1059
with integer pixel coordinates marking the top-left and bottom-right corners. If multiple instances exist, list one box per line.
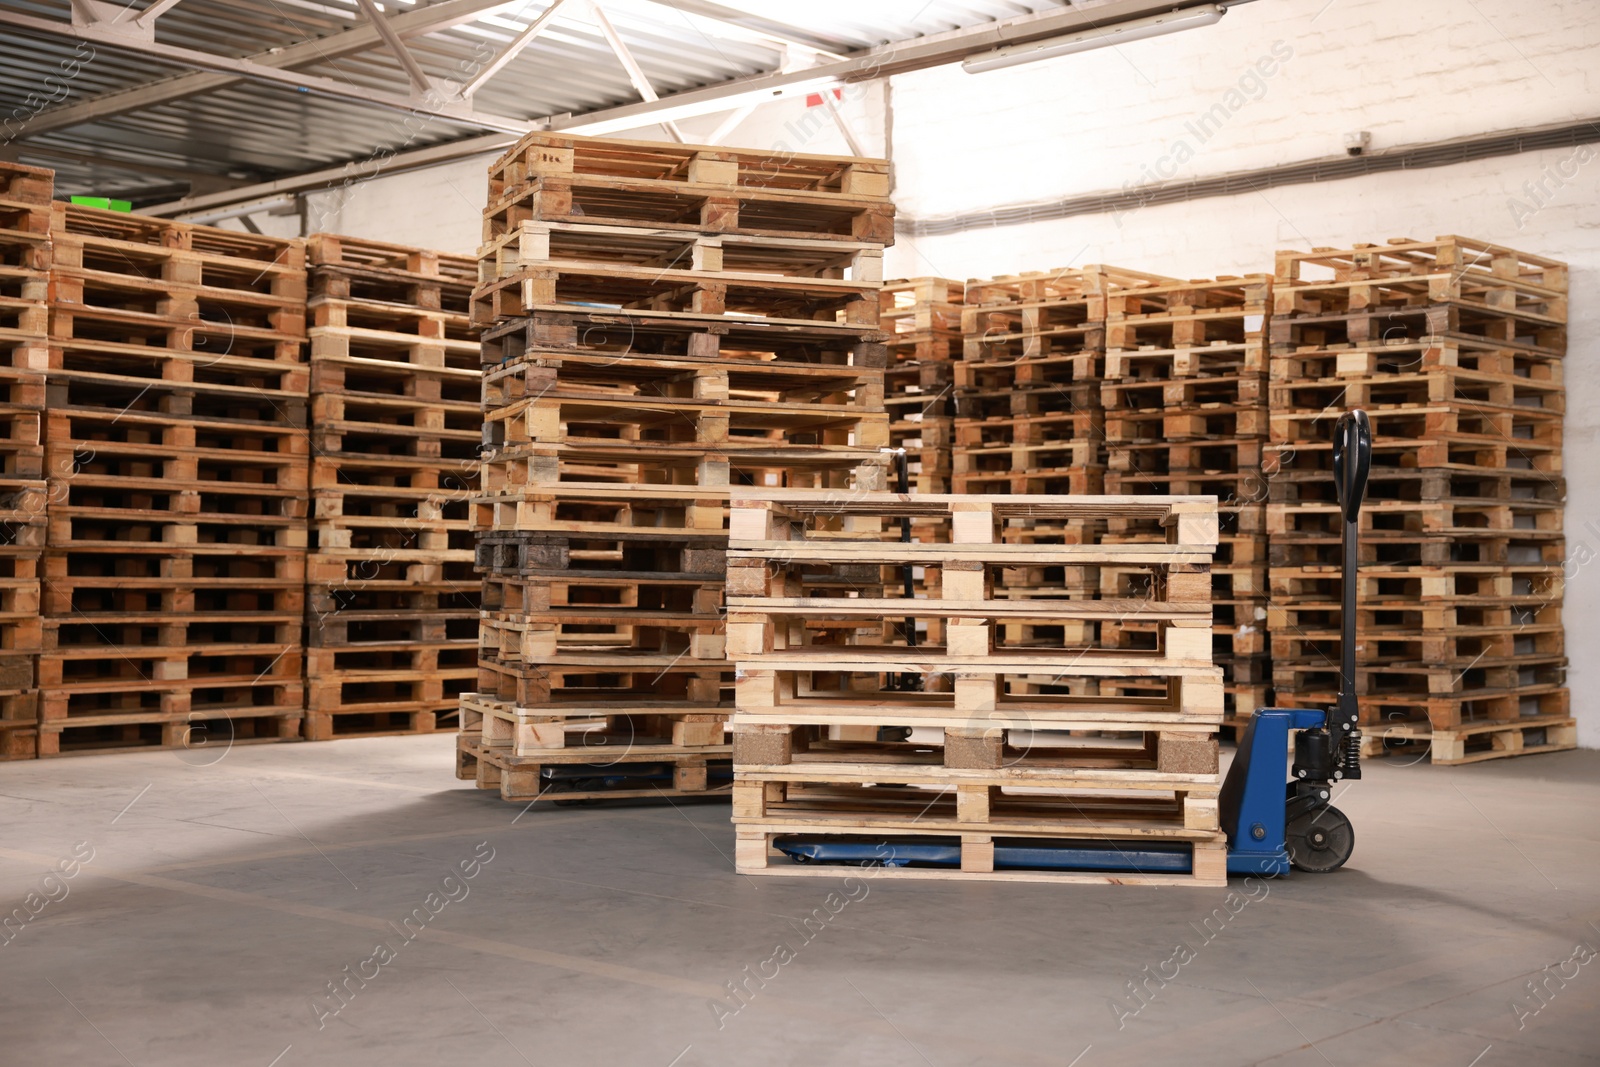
left=887, top=0, right=1597, bottom=221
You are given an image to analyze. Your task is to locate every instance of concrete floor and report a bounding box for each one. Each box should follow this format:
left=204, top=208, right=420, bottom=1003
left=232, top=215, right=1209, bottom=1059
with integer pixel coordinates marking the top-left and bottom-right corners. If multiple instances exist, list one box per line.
left=1, top=736, right=1597, bottom=1067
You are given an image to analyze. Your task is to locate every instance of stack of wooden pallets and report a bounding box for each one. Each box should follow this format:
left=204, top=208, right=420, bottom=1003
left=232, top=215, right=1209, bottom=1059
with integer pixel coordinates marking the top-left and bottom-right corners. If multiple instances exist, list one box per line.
left=1268, top=237, right=1572, bottom=764
left=0, top=162, right=52, bottom=759
left=456, top=132, right=895, bottom=804
left=881, top=278, right=963, bottom=493
left=726, top=491, right=1227, bottom=885
left=1099, top=275, right=1275, bottom=732
left=39, top=203, right=309, bottom=756
left=953, top=265, right=1171, bottom=496
left=303, top=234, right=480, bottom=741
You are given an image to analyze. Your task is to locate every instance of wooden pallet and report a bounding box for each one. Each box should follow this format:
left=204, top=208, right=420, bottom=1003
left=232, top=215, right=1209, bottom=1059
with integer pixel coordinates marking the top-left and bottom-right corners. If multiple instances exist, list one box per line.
left=474, top=653, right=734, bottom=707
left=1270, top=562, right=1560, bottom=603
left=959, top=308, right=1105, bottom=366
left=1103, top=273, right=1270, bottom=315
left=483, top=134, right=893, bottom=245
left=1104, top=339, right=1266, bottom=379
left=1276, top=235, right=1566, bottom=286
left=481, top=305, right=886, bottom=370
left=1270, top=362, right=1562, bottom=415
left=482, top=174, right=892, bottom=247
left=475, top=526, right=726, bottom=575
left=305, top=646, right=474, bottom=740
left=0, top=161, right=54, bottom=207
left=1106, top=435, right=1267, bottom=473
left=1106, top=291, right=1268, bottom=350
left=488, top=387, right=887, bottom=450
left=38, top=707, right=302, bottom=758
left=53, top=201, right=304, bottom=270
left=880, top=277, right=965, bottom=335
left=48, top=272, right=305, bottom=340
left=38, top=665, right=304, bottom=725
left=307, top=229, right=474, bottom=275
left=488, top=132, right=890, bottom=199
left=1270, top=303, right=1564, bottom=353
left=1268, top=615, right=1562, bottom=662
left=480, top=219, right=883, bottom=287
left=470, top=262, right=881, bottom=330
left=1273, top=667, right=1568, bottom=728
left=964, top=264, right=1176, bottom=305
left=1274, top=241, right=1564, bottom=316
left=456, top=730, right=734, bottom=802
left=953, top=381, right=1099, bottom=425
left=1104, top=370, right=1265, bottom=413
left=1268, top=335, right=1561, bottom=383
left=1265, top=500, right=1562, bottom=551
left=1360, top=712, right=1576, bottom=765
left=463, top=692, right=728, bottom=758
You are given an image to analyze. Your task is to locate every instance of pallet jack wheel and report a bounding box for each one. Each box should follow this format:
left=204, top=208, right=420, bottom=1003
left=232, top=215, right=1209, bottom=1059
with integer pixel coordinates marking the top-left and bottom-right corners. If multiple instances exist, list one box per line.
left=1286, top=805, right=1355, bottom=873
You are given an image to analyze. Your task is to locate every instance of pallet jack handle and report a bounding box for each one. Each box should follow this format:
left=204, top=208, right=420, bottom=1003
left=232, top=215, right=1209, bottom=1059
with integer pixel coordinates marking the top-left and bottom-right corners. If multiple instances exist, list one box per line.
left=1329, top=409, right=1371, bottom=776
left=1290, top=408, right=1371, bottom=786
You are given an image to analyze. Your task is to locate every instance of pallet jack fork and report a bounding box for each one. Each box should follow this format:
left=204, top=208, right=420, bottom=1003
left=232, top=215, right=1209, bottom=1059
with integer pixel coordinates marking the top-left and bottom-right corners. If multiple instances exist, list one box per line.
left=768, top=411, right=1374, bottom=879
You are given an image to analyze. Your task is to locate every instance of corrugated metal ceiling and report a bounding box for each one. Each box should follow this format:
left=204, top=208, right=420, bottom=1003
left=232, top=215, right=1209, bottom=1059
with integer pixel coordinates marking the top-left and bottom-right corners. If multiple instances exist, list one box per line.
left=0, top=0, right=1061, bottom=203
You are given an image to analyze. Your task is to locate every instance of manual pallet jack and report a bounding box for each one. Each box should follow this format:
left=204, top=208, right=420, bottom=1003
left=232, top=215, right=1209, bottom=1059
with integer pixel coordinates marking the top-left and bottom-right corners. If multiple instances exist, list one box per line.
left=772, top=410, right=1373, bottom=878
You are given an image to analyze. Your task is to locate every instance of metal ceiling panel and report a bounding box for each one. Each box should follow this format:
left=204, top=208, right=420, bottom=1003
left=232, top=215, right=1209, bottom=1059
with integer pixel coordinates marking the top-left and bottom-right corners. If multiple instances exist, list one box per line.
left=0, top=0, right=1068, bottom=202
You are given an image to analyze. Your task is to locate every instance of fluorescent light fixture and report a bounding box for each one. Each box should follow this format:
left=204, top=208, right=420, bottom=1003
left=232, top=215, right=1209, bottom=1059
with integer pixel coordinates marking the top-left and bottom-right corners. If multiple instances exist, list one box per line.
left=962, top=5, right=1227, bottom=74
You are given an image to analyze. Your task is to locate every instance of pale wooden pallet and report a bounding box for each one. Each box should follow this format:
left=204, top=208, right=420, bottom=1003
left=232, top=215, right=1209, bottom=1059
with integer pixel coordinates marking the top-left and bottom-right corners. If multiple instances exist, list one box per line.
left=1360, top=713, right=1576, bottom=765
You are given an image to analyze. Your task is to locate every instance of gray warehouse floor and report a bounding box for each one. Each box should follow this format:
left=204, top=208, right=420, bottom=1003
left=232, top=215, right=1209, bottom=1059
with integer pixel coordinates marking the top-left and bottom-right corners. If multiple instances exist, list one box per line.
left=2, top=736, right=1597, bottom=1067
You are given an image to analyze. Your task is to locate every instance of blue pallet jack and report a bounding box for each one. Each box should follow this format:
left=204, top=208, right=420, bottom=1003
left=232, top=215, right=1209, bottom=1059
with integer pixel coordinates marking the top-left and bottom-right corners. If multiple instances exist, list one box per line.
left=771, top=410, right=1373, bottom=879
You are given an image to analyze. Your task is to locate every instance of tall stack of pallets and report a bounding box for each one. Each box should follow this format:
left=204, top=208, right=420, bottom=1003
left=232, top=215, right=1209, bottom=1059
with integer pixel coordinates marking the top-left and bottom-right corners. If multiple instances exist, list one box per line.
left=953, top=265, right=1174, bottom=497
left=727, top=491, right=1227, bottom=885
left=1268, top=237, right=1572, bottom=764
left=39, top=203, right=309, bottom=756
left=1099, top=275, right=1275, bottom=732
left=455, top=132, right=895, bottom=804
left=0, top=162, right=51, bottom=759
left=880, top=278, right=963, bottom=494
left=303, top=234, right=480, bottom=740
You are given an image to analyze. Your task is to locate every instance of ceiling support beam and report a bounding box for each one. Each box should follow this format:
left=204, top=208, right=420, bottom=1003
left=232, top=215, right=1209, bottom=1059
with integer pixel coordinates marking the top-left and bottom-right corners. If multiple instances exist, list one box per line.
left=127, top=0, right=189, bottom=26
left=16, top=0, right=513, bottom=136
left=821, top=91, right=865, bottom=157
left=704, top=102, right=760, bottom=145
left=354, top=0, right=438, bottom=96
left=0, top=6, right=537, bottom=135
left=555, top=0, right=1252, bottom=135
left=7, top=142, right=257, bottom=188
left=637, top=0, right=854, bottom=57
left=146, top=132, right=517, bottom=216
left=145, top=0, right=1250, bottom=216
left=462, top=0, right=570, bottom=98
left=590, top=2, right=685, bottom=143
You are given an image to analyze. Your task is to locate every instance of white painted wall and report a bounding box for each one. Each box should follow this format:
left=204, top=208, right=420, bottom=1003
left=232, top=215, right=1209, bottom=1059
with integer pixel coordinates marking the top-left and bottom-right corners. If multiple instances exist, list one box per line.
left=886, top=0, right=1596, bottom=224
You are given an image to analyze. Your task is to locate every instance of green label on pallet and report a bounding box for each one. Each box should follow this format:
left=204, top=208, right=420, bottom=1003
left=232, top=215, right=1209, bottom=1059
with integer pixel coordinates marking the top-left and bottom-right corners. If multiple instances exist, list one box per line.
left=69, top=196, right=132, bottom=212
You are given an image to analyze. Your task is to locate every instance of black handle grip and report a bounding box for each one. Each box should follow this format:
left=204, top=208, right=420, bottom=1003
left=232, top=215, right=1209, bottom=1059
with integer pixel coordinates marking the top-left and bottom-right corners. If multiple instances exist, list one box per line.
left=1332, top=409, right=1371, bottom=523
